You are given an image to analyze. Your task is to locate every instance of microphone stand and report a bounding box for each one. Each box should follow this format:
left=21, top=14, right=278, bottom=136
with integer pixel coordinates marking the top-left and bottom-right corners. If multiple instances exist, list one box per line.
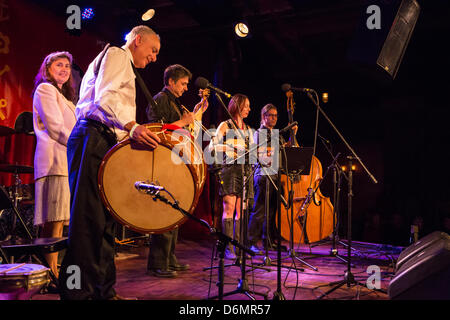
left=310, top=135, right=359, bottom=264
left=298, top=89, right=380, bottom=299
left=141, top=187, right=257, bottom=300
left=248, top=131, right=304, bottom=277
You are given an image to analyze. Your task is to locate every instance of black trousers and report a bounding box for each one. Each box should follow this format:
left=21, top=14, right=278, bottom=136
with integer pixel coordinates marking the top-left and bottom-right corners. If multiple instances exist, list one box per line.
left=59, top=120, right=117, bottom=300
left=147, top=229, right=179, bottom=270
left=248, top=174, right=278, bottom=246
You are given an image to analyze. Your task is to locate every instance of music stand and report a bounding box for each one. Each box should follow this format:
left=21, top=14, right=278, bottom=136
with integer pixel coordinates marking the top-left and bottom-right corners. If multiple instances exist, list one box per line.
left=281, top=147, right=313, bottom=175
left=279, top=146, right=319, bottom=271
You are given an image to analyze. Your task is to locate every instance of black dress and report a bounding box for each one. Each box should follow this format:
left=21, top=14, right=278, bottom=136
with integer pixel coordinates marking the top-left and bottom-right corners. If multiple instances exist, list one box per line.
left=216, top=119, right=254, bottom=201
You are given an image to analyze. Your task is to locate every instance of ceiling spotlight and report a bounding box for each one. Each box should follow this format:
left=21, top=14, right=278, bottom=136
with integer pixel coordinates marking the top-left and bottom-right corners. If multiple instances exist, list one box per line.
left=234, top=22, right=249, bottom=38
left=142, top=9, right=155, bottom=21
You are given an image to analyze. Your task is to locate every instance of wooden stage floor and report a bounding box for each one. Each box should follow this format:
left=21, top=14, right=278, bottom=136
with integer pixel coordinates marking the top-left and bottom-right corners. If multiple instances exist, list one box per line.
left=32, top=237, right=401, bottom=301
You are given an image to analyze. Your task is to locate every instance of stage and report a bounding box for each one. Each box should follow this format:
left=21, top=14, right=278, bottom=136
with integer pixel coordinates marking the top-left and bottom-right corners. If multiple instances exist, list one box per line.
left=32, top=237, right=399, bottom=301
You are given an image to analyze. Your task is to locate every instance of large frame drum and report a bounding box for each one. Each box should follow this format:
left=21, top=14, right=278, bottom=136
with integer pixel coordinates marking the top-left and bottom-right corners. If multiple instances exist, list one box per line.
left=98, top=123, right=206, bottom=234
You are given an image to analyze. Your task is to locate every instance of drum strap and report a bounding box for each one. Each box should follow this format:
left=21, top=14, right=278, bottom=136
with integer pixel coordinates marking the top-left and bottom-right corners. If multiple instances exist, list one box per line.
left=132, top=63, right=158, bottom=111
left=94, top=43, right=111, bottom=77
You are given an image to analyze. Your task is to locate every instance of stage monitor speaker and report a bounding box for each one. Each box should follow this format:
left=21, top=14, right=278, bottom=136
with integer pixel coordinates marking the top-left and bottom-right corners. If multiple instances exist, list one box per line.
left=395, top=231, right=450, bottom=272
left=348, top=0, right=420, bottom=81
left=388, top=232, right=450, bottom=300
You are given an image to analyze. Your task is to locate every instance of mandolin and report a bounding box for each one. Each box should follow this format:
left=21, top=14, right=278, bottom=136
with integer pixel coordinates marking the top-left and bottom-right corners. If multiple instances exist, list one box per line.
left=184, top=88, right=210, bottom=137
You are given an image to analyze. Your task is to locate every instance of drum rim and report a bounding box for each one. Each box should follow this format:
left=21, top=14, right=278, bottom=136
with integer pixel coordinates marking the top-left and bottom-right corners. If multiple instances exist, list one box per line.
left=98, top=123, right=206, bottom=234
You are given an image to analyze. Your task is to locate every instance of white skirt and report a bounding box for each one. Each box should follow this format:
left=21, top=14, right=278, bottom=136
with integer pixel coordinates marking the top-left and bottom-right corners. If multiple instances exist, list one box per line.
left=34, top=175, right=70, bottom=226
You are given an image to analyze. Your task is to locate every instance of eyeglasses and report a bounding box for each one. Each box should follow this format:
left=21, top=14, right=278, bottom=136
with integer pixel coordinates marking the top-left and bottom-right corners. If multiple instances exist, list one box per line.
left=265, top=113, right=278, bottom=118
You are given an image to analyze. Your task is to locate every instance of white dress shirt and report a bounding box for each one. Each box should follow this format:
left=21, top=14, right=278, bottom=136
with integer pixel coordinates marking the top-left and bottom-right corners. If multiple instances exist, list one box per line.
left=76, top=46, right=136, bottom=141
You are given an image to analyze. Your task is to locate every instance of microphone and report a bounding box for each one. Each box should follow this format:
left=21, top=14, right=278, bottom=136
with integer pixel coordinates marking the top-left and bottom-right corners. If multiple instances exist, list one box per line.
left=279, top=121, right=298, bottom=134
left=281, top=83, right=313, bottom=93
left=135, top=182, right=164, bottom=193
left=195, top=77, right=232, bottom=98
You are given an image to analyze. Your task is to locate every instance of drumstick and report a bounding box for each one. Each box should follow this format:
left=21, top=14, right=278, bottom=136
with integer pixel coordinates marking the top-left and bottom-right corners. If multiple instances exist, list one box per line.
left=0, top=263, right=27, bottom=274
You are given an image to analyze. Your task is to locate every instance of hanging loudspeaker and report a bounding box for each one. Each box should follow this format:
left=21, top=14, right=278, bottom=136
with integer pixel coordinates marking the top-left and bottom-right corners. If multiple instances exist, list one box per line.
left=376, top=0, right=420, bottom=79
left=348, top=0, right=420, bottom=81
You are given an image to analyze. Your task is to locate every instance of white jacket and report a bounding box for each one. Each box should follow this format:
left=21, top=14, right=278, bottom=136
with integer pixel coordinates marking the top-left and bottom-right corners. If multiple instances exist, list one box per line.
left=33, top=82, right=76, bottom=179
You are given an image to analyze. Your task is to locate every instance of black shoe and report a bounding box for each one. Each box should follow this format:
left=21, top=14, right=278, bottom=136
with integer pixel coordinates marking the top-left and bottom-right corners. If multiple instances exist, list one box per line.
left=148, top=268, right=178, bottom=278
left=168, top=263, right=190, bottom=271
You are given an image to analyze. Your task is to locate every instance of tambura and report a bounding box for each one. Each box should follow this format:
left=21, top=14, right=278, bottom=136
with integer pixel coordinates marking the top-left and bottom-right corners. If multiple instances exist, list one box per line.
left=0, top=264, right=49, bottom=300
left=99, top=123, right=206, bottom=234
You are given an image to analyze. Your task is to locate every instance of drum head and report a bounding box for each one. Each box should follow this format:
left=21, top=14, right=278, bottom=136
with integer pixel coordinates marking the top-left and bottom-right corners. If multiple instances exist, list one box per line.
left=0, top=264, right=49, bottom=299
left=99, top=131, right=205, bottom=234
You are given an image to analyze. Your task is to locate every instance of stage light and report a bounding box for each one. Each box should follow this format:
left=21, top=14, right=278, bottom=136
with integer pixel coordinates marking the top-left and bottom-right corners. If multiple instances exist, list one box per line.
left=234, top=22, right=249, bottom=38
left=342, top=165, right=356, bottom=172
left=142, top=9, right=155, bottom=21
left=322, top=92, right=329, bottom=103
left=81, top=7, right=95, bottom=20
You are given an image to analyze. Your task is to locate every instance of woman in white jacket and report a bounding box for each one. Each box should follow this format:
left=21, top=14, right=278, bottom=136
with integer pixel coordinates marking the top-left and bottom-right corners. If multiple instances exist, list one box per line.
left=32, top=51, right=76, bottom=278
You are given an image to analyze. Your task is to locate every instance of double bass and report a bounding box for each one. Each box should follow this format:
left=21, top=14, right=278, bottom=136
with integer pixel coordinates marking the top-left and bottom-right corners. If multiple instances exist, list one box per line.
left=277, top=90, right=335, bottom=244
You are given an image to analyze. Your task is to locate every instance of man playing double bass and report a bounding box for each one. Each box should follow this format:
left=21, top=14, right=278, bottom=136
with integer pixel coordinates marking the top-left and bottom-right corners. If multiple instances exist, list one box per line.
left=145, top=64, right=208, bottom=278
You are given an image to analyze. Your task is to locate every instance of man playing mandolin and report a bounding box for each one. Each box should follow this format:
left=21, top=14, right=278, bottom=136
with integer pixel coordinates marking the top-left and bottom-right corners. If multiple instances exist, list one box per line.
left=146, top=64, right=208, bottom=278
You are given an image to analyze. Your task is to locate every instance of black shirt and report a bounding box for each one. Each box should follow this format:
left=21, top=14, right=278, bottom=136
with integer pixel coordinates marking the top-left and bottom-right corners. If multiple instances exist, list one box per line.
left=146, top=87, right=184, bottom=124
